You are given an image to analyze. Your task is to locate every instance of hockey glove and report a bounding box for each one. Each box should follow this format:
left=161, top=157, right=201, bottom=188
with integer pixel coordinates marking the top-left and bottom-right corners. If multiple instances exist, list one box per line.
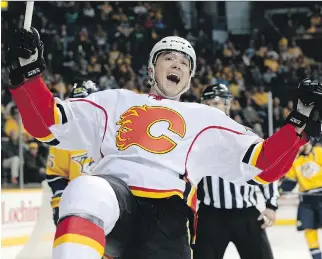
left=285, top=79, right=322, bottom=138
left=5, top=27, right=46, bottom=87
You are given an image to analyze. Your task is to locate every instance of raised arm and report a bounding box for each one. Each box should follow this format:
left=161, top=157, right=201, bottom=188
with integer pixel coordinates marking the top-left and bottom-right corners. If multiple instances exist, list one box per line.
left=187, top=79, right=322, bottom=185
left=186, top=121, right=308, bottom=185
left=6, top=28, right=107, bottom=158
left=242, top=124, right=307, bottom=185
left=9, top=76, right=106, bottom=156
left=243, top=79, right=322, bottom=185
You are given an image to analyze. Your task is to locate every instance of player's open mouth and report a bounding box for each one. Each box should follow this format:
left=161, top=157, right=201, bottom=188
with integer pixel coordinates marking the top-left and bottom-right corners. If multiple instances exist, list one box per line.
left=166, top=73, right=180, bottom=85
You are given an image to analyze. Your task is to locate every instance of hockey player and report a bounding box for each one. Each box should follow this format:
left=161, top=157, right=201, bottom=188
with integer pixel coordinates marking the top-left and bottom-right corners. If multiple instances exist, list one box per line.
left=5, top=27, right=322, bottom=259
left=194, top=84, right=278, bottom=259
left=280, top=142, right=322, bottom=259
left=46, top=81, right=97, bottom=225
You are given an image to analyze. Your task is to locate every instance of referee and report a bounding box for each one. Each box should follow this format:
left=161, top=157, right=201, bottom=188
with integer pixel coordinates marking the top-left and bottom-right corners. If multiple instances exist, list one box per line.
left=193, top=84, right=279, bottom=259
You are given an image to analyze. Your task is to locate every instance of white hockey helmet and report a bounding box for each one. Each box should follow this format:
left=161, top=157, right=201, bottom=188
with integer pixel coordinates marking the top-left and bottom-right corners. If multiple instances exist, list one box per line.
left=148, top=36, right=196, bottom=99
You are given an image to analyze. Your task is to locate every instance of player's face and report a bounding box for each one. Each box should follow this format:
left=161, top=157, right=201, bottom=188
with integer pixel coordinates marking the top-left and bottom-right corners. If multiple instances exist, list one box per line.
left=154, top=52, right=191, bottom=97
left=202, top=96, right=230, bottom=114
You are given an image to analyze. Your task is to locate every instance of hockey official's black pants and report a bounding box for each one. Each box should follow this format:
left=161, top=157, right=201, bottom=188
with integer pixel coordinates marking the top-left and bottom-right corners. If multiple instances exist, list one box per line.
left=193, top=204, right=274, bottom=259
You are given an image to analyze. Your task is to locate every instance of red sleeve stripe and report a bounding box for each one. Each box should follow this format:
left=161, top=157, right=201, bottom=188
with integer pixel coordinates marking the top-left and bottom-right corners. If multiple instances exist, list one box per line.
left=55, top=216, right=105, bottom=246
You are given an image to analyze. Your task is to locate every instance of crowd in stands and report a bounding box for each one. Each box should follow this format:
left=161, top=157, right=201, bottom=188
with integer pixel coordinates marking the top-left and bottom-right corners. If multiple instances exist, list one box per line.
left=1, top=2, right=322, bottom=186
left=275, top=3, right=322, bottom=37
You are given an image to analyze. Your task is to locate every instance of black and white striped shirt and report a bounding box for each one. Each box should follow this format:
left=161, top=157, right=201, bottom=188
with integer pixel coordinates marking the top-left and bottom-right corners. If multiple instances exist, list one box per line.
left=198, top=177, right=279, bottom=210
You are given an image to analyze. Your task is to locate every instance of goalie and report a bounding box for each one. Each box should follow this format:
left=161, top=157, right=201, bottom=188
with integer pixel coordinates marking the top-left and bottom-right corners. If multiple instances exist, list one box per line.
left=46, top=81, right=97, bottom=225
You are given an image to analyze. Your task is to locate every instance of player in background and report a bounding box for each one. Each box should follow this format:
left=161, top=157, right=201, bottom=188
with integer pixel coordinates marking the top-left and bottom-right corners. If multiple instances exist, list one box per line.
left=5, top=27, right=322, bottom=259
left=279, top=142, right=322, bottom=259
left=194, top=84, right=278, bottom=259
left=46, top=81, right=97, bottom=225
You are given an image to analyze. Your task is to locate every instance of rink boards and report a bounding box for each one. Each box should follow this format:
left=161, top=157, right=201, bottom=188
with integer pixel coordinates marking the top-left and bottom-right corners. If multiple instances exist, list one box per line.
left=1, top=187, right=297, bottom=247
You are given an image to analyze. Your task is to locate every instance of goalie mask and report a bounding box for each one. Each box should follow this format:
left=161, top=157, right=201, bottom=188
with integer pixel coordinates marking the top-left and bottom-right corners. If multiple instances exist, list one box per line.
left=201, top=84, right=233, bottom=115
left=148, top=36, right=196, bottom=99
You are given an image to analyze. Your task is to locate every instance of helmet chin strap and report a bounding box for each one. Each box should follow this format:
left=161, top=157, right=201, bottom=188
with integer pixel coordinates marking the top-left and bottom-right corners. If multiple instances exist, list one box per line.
left=152, top=77, right=192, bottom=100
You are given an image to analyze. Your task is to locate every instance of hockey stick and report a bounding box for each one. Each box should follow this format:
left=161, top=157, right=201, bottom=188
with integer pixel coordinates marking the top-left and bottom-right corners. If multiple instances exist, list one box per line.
left=19, top=1, right=36, bottom=66
left=24, top=1, right=34, bottom=30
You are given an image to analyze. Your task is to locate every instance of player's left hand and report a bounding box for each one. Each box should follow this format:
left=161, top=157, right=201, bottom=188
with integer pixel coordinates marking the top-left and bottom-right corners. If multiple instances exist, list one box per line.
left=5, top=27, right=46, bottom=86
left=286, top=79, right=322, bottom=138
left=258, top=208, right=276, bottom=229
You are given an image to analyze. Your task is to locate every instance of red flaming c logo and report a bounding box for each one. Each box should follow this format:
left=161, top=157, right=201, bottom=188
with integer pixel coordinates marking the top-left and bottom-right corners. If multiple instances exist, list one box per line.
left=116, top=105, right=186, bottom=154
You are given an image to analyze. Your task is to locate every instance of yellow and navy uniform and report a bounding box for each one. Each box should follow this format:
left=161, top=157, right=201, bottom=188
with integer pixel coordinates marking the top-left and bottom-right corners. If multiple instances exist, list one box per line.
left=280, top=146, right=322, bottom=194
left=280, top=146, right=322, bottom=259
left=46, top=146, right=94, bottom=224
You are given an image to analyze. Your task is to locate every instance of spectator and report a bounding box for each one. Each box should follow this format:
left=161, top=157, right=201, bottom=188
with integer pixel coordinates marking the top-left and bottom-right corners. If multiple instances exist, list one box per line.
left=223, top=40, right=240, bottom=60
left=23, top=142, right=46, bottom=184
left=266, top=42, right=279, bottom=62
left=288, top=39, right=303, bottom=59
left=278, top=37, right=291, bottom=62
left=99, top=2, right=113, bottom=22
left=52, top=74, right=67, bottom=97
left=241, top=97, right=263, bottom=128
left=82, top=2, right=95, bottom=25
left=232, top=114, right=244, bottom=125
left=251, top=86, right=269, bottom=108
left=99, top=72, right=119, bottom=90
left=133, top=2, right=148, bottom=16
left=283, top=100, right=294, bottom=119
left=230, top=98, right=242, bottom=115
left=4, top=106, right=33, bottom=143
left=244, top=40, right=256, bottom=62
left=263, top=67, right=277, bottom=85
left=2, top=136, right=20, bottom=184
left=248, top=62, right=263, bottom=86
left=94, top=24, right=108, bottom=53
left=88, top=56, right=102, bottom=78
left=273, top=97, right=284, bottom=129
left=228, top=79, right=241, bottom=97
left=253, top=122, right=264, bottom=138
left=65, top=4, right=79, bottom=25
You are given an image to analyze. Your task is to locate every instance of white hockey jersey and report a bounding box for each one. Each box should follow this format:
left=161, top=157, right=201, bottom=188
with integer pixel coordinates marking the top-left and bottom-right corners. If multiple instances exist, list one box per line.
left=49, top=89, right=262, bottom=205
left=10, top=77, right=306, bottom=212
